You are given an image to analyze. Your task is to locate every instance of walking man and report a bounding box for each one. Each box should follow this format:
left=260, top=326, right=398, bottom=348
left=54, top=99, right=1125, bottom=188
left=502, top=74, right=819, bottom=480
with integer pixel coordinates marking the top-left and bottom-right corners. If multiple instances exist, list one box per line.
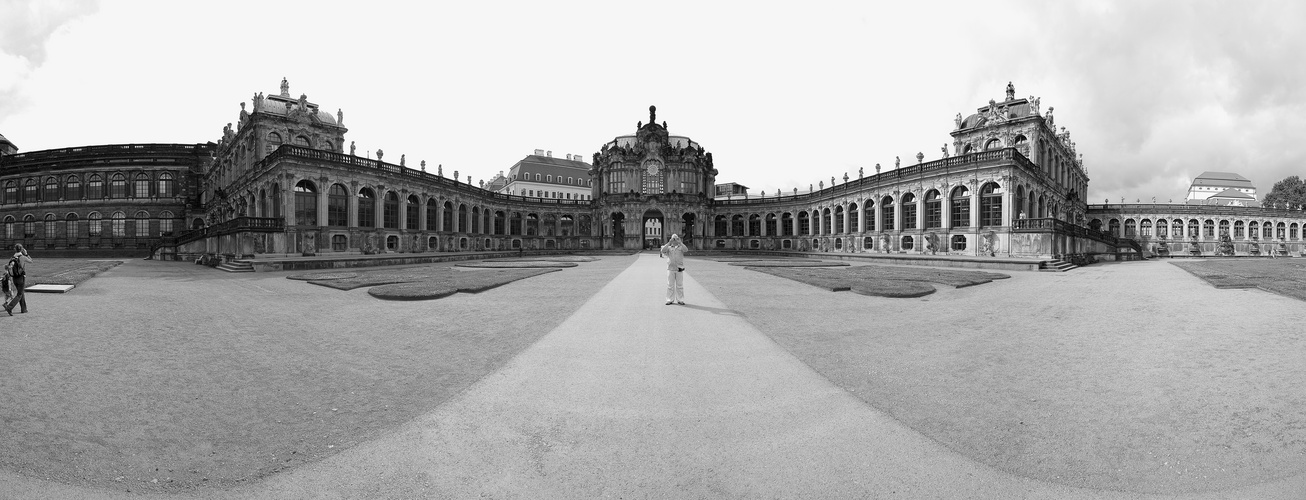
left=659, top=234, right=686, bottom=305
left=5, top=243, right=32, bottom=315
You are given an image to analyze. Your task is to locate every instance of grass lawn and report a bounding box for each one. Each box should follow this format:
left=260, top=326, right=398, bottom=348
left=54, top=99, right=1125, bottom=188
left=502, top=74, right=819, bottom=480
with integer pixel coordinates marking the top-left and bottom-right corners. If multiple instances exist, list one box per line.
left=692, top=259, right=1306, bottom=494
left=15, top=258, right=124, bottom=286
left=749, top=263, right=1008, bottom=297
left=0, top=256, right=633, bottom=493
left=1171, top=258, right=1306, bottom=301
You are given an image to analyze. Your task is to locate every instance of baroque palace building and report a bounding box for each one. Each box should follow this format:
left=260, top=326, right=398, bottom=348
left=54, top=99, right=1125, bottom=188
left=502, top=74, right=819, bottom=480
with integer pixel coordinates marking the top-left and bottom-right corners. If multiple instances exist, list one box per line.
left=3, top=80, right=1306, bottom=260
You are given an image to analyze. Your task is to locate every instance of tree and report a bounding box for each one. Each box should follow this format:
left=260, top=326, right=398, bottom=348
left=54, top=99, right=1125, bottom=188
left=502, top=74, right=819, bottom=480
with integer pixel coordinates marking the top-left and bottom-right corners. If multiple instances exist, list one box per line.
left=1262, top=176, right=1306, bottom=209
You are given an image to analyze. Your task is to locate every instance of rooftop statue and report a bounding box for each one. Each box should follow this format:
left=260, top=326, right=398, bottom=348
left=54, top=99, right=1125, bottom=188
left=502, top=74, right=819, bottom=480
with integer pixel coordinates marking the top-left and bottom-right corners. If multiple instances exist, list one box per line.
left=280, top=77, right=289, bottom=97
left=239, top=102, right=249, bottom=125
left=649, top=105, right=656, bottom=124
left=1006, top=81, right=1015, bottom=101
left=400, top=154, right=406, bottom=167
left=954, top=112, right=963, bottom=129
left=942, top=143, right=949, bottom=158
left=350, top=141, right=356, bottom=156
left=421, top=160, right=426, bottom=172
left=337, top=108, right=343, bottom=125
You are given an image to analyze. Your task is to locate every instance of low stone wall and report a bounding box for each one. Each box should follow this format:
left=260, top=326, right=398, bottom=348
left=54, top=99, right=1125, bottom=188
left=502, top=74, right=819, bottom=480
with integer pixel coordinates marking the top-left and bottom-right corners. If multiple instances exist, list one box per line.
left=708, top=250, right=1043, bottom=272
left=247, top=250, right=576, bottom=272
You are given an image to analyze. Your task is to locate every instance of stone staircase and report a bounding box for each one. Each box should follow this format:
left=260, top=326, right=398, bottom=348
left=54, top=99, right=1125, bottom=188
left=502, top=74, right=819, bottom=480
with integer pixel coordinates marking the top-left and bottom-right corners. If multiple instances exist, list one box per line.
left=216, top=260, right=255, bottom=273
left=1039, top=259, right=1077, bottom=272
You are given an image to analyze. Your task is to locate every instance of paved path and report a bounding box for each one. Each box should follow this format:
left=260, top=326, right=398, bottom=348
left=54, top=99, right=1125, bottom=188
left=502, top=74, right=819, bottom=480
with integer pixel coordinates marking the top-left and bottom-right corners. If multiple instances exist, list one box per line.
left=213, top=254, right=1142, bottom=498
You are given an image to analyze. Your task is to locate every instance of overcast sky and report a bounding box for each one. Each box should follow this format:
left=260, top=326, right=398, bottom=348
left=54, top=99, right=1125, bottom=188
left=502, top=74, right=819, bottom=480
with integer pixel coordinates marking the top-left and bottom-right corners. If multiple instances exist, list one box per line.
left=2, top=0, right=1303, bottom=204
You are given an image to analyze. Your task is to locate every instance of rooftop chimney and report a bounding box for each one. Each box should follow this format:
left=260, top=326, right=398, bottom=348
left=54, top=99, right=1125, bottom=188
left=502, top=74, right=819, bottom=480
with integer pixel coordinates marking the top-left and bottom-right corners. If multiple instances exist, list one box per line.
left=566, top=154, right=572, bottom=161
left=534, top=149, right=544, bottom=156
left=546, top=150, right=552, bottom=157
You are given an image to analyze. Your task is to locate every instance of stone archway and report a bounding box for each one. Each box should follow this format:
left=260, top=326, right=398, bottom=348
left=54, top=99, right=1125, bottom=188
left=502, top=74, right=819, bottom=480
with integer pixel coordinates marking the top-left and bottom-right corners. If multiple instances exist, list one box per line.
left=642, top=208, right=664, bottom=250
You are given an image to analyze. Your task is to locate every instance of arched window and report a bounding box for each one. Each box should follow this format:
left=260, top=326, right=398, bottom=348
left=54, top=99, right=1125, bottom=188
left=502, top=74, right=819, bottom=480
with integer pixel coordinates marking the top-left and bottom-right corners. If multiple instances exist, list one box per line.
left=1014, top=134, right=1028, bottom=146
left=1142, top=219, right=1154, bottom=237
left=979, top=182, right=1003, bottom=227
left=1263, top=221, right=1274, bottom=239
left=897, top=194, right=915, bottom=230
left=44, top=177, right=59, bottom=201
left=951, top=186, right=970, bottom=228
left=22, top=214, right=34, bottom=238
left=797, top=211, right=810, bottom=235
left=110, top=211, right=126, bottom=237
left=383, top=192, right=399, bottom=228
left=109, top=173, right=127, bottom=199
left=924, top=190, right=941, bottom=228
left=159, top=210, right=175, bottom=236
left=88, top=212, right=102, bottom=237
left=494, top=211, right=507, bottom=235
left=1276, top=222, right=1286, bottom=240
left=44, top=213, right=56, bottom=240
left=781, top=212, right=793, bottom=236
left=750, top=213, right=762, bottom=235
left=1187, top=219, right=1199, bottom=239
left=881, top=196, right=895, bottom=231
left=984, top=138, right=1002, bottom=151
left=1124, top=218, right=1136, bottom=238
left=157, top=173, right=174, bottom=197
left=294, top=135, right=311, bottom=147
left=294, top=180, right=317, bottom=226
left=134, top=210, right=150, bottom=237
left=832, top=207, right=843, bottom=233
left=1203, top=219, right=1214, bottom=239
left=24, top=179, right=37, bottom=203
left=267, top=132, right=283, bottom=153
left=536, top=174, right=542, bottom=181
left=87, top=175, right=103, bottom=199
left=1171, top=219, right=1183, bottom=239
left=1108, top=219, right=1121, bottom=236
left=849, top=202, right=860, bottom=231
left=406, top=195, right=420, bottom=230
left=1292, top=223, right=1300, bottom=240
left=66, top=213, right=79, bottom=240
left=3, top=216, right=12, bottom=239
left=1156, top=218, right=1169, bottom=238
left=357, top=188, right=376, bottom=228
left=715, top=215, right=729, bottom=236
left=271, top=183, right=282, bottom=218
left=134, top=173, right=151, bottom=198
left=324, top=141, right=334, bottom=151
left=65, top=176, right=82, bottom=200
left=427, top=198, right=439, bottom=231
left=444, top=201, right=455, bottom=231
left=732, top=214, right=745, bottom=236
left=1217, top=220, right=1228, bottom=239
left=459, top=205, right=470, bottom=233
left=328, top=184, right=348, bottom=226
left=1014, top=186, right=1025, bottom=219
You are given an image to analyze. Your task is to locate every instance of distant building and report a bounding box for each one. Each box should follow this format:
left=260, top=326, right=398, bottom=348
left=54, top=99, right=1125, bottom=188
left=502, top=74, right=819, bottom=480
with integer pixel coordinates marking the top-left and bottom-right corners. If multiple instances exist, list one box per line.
left=714, top=182, right=749, bottom=199
left=495, top=150, right=592, bottom=201
left=1187, top=171, right=1257, bottom=203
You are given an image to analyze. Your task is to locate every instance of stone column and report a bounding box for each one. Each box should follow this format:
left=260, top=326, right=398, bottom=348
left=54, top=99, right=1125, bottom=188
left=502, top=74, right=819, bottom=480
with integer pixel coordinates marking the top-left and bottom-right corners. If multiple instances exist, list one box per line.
left=842, top=205, right=850, bottom=235
left=347, top=184, right=358, bottom=227
left=316, top=186, right=328, bottom=227
left=970, top=184, right=980, bottom=229
left=893, top=198, right=902, bottom=233
left=858, top=200, right=867, bottom=233
left=418, top=198, right=428, bottom=232
left=397, top=191, right=408, bottom=233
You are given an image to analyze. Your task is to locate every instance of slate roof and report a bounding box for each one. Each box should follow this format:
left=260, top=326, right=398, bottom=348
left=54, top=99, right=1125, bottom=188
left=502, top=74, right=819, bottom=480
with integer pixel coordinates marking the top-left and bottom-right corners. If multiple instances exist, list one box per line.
left=1190, top=171, right=1255, bottom=189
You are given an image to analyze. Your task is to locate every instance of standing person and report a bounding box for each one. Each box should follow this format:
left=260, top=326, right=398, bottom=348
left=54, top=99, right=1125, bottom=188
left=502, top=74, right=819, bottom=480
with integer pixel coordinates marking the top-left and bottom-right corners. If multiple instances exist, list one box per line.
left=5, top=244, right=32, bottom=315
left=659, top=234, right=687, bottom=305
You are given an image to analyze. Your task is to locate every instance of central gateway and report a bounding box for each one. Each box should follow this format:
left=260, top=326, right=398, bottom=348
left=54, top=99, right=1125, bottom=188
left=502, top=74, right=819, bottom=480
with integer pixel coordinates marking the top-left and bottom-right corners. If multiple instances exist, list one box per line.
left=591, top=105, right=718, bottom=250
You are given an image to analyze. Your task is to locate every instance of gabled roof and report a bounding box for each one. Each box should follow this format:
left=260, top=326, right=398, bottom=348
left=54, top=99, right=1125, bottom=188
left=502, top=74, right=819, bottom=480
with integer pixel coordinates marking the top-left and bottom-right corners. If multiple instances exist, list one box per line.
left=1191, top=171, right=1255, bottom=189
left=1207, top=188, right=1257, bottom=200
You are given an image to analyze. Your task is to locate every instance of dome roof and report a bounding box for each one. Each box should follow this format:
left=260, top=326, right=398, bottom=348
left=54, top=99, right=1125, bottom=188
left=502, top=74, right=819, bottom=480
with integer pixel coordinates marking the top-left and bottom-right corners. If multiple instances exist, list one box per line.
left=258, top=96, right=337, bottom=125
left=960, top=99, right=1035, bottom=130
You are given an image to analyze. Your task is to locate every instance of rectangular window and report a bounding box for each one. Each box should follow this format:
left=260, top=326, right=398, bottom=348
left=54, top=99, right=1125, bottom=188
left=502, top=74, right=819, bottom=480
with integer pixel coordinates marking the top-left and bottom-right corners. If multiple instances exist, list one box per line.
left=160, top=218, right=173, bottom=236
left=951, top=200, right=970, bottom=228
left=88, top=178, right=103, bottom=198
left=135, top=179, right=150, bottom=198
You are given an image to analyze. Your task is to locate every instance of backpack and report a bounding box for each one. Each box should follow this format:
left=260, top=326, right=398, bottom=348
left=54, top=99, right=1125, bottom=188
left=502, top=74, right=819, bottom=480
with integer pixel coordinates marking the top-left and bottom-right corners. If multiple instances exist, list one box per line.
left=9, top=258, right=23, bottom=278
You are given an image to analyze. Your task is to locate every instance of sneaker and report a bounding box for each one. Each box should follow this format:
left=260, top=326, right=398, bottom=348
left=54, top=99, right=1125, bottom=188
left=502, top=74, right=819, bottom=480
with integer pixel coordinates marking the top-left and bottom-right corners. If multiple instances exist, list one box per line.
left=676, top=301, right=685, bottom=305
left=665, top=301, right=673, bottom=305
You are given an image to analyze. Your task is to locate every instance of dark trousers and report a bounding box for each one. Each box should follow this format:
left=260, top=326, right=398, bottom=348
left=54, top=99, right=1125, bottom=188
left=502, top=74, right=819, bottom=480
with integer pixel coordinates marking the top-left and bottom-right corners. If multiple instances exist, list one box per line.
left=5, top=277, right=25, bottom=312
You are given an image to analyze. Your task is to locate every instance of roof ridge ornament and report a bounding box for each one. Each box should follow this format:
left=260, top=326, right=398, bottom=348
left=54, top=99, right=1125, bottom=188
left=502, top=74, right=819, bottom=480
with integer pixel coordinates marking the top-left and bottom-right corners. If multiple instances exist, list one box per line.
left=649, top=105, right=656, bottom=125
